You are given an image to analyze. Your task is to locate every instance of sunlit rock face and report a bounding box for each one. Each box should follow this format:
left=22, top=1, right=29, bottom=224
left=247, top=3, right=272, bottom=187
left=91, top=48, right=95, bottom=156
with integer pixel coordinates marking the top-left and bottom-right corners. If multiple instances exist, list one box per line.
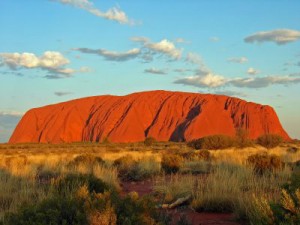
left=9, top=90, right=290, bottom=143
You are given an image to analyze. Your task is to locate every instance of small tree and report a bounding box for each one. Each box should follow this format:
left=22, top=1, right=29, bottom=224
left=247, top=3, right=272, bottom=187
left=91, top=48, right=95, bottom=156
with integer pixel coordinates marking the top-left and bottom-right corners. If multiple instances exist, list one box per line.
left=247, top=153, right=283, bottom=174
left=188, top=135, right=236, bottom=150
left=257, top=134, right=283, bottom=149
left=161, top=154, right=183, bottom=174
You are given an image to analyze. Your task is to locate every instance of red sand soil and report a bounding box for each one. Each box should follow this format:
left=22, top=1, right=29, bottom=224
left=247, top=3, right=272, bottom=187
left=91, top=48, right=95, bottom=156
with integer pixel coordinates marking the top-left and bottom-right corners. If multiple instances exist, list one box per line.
left=121, top=180, right=244, bottom=225
left=9, top=90, right=290, bottom=143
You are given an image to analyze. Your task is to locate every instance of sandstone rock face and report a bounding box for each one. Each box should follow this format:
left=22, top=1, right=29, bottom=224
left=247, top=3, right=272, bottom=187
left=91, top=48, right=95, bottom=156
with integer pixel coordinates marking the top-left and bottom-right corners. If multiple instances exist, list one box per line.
left=9, top=90, right=290, bottom=143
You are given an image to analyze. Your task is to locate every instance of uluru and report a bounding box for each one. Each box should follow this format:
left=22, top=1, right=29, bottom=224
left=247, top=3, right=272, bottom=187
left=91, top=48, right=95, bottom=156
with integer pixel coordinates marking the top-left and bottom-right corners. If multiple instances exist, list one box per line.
left=9, top=90, right=290, bottom=144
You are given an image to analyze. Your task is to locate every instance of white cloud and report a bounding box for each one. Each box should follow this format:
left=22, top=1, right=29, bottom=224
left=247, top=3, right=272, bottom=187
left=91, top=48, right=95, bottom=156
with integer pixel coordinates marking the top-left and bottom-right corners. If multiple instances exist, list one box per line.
left=185, top=52, right=210, bottom=76
left=144, top=68, right=166, bottom=75
left=145, top=39, right=182, bottom=60
left=175, top=52, right=226, bottom=88
left=0, top=111, right=24, bottom=116
left=76, top=38, right=181, bottom=63
left=230, top=75, right=300, bottom=88
left=174, top=73, right=226, bottom=88
left=0, top=52, right=69, bottom=70
left=227, top=57, right=248, bottom=64
left=244, top=29, right=300, bottom=45
left=54, top=0, right=135, bottom=25
left=210, top=37, right=220, bottom=42
left=39, top=51, right=70, bottom=68
left=54, top=68, right=75, bottom=74
left=174, top=70, right=300, bottom=89
left=247, top=67, right=260, bottom=75
left=131, top=37, right=182, bottom=60
left=0, top=51, right=89, bottom=78
left=75, top=48, right=141, bottom=61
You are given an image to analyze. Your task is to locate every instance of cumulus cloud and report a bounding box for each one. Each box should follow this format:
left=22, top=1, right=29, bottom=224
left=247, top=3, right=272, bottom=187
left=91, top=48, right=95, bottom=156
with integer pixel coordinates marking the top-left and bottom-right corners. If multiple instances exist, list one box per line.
left=144, top=68, right=166, bottom=75
left=247, top=67, right=260, bottom=75
left=230, top=75, right=300, bottom=88
left=76, top=38, right=181, bottom=63
left=54, top=91, right=73, bottom=96
left=145, top=39, right=182, bottom=60
left=0, top=51, right=69, bottom=70
left=174, top=69, right=300, bottom=89
left=0, top=51, right=76, bottom=77
left=53, top=0, right=135, bottom=25
left=174, top=73, right=226, bottom=88
left=131, top=37, right=182, bottom=60
left=0, top=51, right=90, bottom=79
left=75, top=47, right=141, bottom=61
left=244, top=29, right=300, bottom=45
left=227, top=57, right=248, bottom=64
left=175, top=52, right=227, bottom=88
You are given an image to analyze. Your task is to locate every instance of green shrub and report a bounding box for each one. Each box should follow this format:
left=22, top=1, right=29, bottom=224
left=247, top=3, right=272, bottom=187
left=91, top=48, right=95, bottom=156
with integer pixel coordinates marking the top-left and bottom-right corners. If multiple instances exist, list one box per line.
left=4, top=185, right=163, bottom=225
left=113, top=155, right=136, bottom=169
left=247, top=153, right=283, bottom=174
left=257, top=134, right=283, bottom=149
left=188, top=135, right=236, bottom=150
left=161, top=154, right=183, bottom=174
left=55, top=174, right=109, bottom=197
left=271, top=189, right=300, bottom=225
left=67, top=154, right=105, bottom=168
left=110, top=192, right=158, bottom=225
left=114, top=155, right=160, bottom=181
left=4, top=197, right=88, bottom=225
left=113, top=155, right=137, bottom=180
left=144, top=137, right=156, bottom=146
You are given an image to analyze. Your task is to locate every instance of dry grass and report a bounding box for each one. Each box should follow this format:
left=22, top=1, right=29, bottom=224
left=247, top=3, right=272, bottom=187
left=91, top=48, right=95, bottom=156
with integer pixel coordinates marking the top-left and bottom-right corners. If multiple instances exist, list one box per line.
left=0, top=141, right=299, bottom=224
left=155, top=162, right=291, bottom=219
left=210, top=145, right=300, bottom=165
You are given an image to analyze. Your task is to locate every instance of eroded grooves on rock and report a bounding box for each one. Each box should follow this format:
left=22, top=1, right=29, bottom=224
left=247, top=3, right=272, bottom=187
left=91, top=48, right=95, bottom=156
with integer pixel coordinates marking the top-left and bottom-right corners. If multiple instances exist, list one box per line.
left=9, top=90, right=290, bottom=143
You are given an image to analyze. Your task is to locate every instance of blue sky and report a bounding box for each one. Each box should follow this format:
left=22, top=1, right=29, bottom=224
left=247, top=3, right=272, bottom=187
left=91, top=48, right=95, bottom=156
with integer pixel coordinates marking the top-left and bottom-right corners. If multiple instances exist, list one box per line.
left=0, top=0, right=300, bottom=142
